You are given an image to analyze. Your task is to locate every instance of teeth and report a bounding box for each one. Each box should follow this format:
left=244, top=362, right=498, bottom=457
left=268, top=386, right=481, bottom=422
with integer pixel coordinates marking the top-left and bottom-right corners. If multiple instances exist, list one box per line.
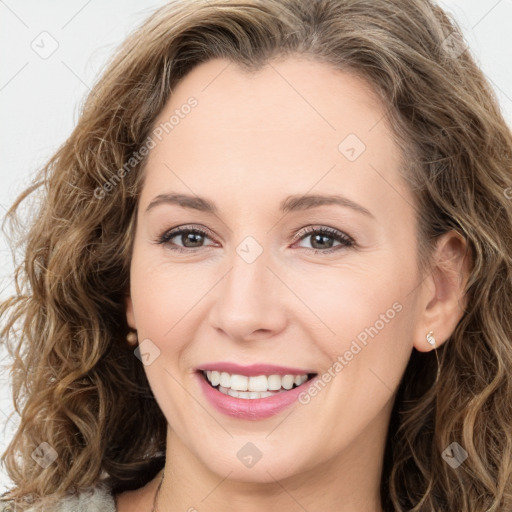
left=267, top=375, right=282, bottom=391
left=282, top=375, right=295, bottom=390
left=249, top=375, right=268, bottom=392
left=204, top=371, right=309, bottom=393
left=219, top=386, right=277, bottom=399
left=231, top=374, right=249, bottom=391
left=210, top=371, right=220, bottom=387
left=219, top=372, right=231, bottom=387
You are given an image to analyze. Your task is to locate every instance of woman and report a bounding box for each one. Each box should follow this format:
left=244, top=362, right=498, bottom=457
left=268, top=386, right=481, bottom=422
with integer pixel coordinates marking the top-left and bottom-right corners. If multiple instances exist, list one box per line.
left=1, top=0, right=511, bottom=510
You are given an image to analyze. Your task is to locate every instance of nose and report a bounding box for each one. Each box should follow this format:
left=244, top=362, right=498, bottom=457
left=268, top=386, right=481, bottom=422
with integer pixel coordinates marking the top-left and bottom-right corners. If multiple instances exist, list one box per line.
left=208, top=250, right=288, bottom=342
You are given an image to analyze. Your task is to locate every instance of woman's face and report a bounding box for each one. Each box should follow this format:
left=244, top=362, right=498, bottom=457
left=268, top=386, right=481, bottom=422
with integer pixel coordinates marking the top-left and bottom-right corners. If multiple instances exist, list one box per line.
left=126, top=56, right=428, bottom=483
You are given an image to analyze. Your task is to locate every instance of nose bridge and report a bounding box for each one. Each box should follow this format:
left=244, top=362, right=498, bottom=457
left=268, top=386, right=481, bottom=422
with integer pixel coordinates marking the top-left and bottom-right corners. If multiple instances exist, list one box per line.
left=227, top=247, right=269, bottom=302
left=208, top=241, right=287, bottom=340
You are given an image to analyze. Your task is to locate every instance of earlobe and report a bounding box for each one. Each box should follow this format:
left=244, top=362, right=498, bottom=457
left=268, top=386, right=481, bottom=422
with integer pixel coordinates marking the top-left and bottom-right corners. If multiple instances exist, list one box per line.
left=413, top=230, right=472, bottom=353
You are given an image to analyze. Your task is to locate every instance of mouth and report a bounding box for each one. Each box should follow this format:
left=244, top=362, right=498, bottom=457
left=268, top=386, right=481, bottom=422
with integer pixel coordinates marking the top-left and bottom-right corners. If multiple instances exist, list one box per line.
left=198, top=369, right=318, bottom=400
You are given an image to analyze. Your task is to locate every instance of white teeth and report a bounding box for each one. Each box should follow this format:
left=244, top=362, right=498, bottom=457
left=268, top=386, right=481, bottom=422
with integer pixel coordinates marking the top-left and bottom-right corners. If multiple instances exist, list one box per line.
left=294, top=375, right=307, bottom=386
left=267, top=375, right=282, bottom=391
left=230, top=374, right=249, bottom=391
left=248, top=375, right=268, bottom=392
left=282, top=375, right=295, bottom=390
left=204, top=370, right=311, bottom=394
left=219, top=372, right=231, bottom=388
left=218, top=386, right=275, bottom=399
left=210, top=371, right=220, bottom=387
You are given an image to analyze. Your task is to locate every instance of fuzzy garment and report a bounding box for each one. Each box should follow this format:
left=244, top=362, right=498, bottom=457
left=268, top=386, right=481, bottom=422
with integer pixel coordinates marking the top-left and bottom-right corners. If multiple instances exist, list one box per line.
left=1, top=482, right=117, bottom=512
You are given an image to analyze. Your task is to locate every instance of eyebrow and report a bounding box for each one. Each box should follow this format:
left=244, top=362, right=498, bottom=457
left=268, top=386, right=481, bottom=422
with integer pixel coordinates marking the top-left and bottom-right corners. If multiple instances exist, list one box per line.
left=145, top=192, right=374, bottom=218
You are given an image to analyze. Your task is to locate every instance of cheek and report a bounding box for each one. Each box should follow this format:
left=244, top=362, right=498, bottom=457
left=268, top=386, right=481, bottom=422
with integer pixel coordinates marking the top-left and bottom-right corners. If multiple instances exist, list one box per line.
left=129, top=248, right=205, bottom=427
left=292, top=261, right=410, bottom=343
left=129, top=244, right=208, bottom=337
left=290, top=257, right=417, bottom=392
left=293, top=272, right=415, bottom=444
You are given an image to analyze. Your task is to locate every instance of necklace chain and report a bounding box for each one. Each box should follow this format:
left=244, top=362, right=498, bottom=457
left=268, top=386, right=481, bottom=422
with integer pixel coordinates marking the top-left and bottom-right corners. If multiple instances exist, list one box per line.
left=150, top=470, right=165, bottom=512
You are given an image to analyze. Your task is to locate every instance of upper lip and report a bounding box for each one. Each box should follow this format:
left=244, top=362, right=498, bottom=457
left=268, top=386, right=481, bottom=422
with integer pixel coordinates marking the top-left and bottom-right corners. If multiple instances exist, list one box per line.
left=197, top=362, right=316, bottom=376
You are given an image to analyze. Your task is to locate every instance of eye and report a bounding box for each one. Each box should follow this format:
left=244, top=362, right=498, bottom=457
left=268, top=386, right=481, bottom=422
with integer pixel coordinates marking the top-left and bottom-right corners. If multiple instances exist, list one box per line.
left=293, top=226, right=355, bottom=254
left=155, top=225, right=217, bottom=253
left=155, top=224, right=355, bottom=255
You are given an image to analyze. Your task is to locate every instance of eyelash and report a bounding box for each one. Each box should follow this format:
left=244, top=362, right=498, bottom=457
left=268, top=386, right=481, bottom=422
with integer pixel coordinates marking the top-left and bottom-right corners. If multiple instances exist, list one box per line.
left=155, top=224, right=355, bottom=255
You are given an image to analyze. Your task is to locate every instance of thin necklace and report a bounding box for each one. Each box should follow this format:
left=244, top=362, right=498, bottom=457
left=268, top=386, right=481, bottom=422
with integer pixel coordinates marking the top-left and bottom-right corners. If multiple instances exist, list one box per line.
left=150, top=470, right=165, bottom=512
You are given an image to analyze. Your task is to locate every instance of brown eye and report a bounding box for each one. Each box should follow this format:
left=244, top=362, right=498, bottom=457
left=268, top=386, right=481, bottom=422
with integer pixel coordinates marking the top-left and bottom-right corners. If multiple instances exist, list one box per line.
left=175, top=231, right=205, bottom=248
left=296, top=226, right=354, bottom=253
left=157, top=226, right=216, bottom=252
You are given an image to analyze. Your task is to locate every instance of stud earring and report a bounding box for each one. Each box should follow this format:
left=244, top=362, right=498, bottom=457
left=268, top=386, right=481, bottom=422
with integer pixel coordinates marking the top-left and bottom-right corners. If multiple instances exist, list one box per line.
left=126, top=330, right=138, bottom=345
left=426, top=330, right=441, bottom=383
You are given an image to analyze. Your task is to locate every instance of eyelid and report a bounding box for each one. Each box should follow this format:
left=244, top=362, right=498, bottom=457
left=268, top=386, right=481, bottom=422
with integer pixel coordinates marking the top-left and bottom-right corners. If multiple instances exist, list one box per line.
left=156, top=223, right=355, bottom=254
left=157, top=224, right=215, bottom=246
left=292, top=225, right=354, bottom=244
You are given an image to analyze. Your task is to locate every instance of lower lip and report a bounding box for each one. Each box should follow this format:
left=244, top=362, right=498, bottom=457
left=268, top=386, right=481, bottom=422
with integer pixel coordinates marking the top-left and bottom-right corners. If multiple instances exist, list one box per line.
left=196, top=372, right=316, bottom=420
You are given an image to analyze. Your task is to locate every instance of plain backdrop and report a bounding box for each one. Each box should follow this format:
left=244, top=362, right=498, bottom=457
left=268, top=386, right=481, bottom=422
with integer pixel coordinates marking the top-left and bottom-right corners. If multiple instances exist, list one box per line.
left=1, top=0, right=511, bottom=492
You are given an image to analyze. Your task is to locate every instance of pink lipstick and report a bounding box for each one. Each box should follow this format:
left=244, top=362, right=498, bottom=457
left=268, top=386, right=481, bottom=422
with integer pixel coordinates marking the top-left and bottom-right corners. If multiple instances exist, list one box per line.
left=195, top=362, right=318, bottom=420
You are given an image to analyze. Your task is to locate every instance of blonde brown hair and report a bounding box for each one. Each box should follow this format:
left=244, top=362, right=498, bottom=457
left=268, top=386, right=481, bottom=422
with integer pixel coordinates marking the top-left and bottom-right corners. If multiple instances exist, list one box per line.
left=2, top=0, right=512, bottom=510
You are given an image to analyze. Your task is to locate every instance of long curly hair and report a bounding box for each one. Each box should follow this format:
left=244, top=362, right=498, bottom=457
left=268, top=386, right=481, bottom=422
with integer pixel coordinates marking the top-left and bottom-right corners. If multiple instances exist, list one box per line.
left=1, top=0, right=512, bottom=510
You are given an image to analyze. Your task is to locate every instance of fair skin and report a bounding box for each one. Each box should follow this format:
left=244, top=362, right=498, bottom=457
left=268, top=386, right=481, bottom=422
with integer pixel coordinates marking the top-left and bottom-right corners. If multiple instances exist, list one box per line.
left=117, top=56, right=469, bottom=512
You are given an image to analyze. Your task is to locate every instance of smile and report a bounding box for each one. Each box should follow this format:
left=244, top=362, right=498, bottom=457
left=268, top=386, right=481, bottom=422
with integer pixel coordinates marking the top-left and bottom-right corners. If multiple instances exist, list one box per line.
left=196, top=364, right=318, bottom=420
left=202, top=370, right=314, bottom=399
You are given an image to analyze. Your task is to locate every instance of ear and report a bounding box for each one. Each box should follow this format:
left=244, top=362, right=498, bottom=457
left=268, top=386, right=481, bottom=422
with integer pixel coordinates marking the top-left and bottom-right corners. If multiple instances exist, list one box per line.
left=413, top=229, right=472, bottom=353
left=125, top=293, right=137, bottom=330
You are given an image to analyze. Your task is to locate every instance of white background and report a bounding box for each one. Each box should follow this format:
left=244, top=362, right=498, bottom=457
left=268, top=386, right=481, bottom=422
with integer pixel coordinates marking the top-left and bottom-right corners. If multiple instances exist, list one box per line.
left=1, top=0, right=511, bottom=491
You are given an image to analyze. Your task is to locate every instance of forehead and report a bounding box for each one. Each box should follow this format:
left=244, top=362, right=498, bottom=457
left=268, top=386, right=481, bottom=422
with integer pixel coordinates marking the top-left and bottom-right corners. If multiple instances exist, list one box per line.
left=152, top=56, right=390, bottom=148
left=141, top=56, right=412, bottom=224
